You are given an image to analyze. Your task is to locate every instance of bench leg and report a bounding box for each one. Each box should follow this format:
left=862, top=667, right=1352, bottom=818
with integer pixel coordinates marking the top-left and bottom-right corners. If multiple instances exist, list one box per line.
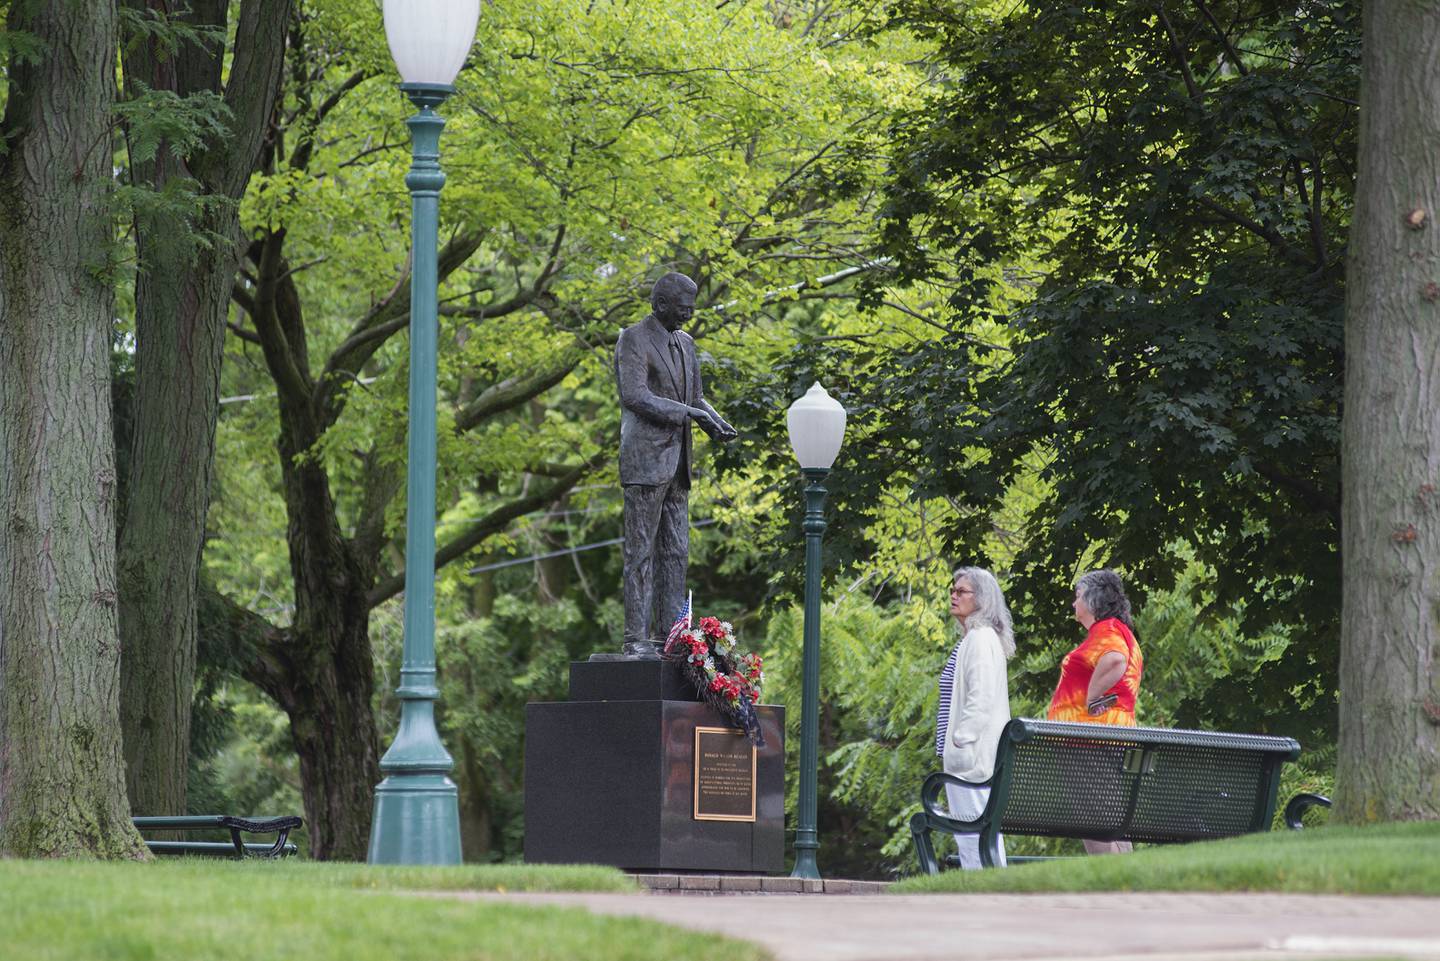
left=979, top=824, right=1002, bottom=869
left=910, top=813, right=941, bottom=876
left=263, top=828, right=293, bottom=859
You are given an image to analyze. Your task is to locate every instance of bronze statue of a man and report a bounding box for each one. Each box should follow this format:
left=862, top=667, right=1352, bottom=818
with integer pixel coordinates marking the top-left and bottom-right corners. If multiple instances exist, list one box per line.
left=614, top=272, right=736, bottom=657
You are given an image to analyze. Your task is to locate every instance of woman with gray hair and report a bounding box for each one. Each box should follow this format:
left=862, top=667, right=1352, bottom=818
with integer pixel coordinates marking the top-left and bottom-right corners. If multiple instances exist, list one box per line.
left=936, top=566, right=1015, bottom=868
left=1047, top=568, right=1144, bottom=854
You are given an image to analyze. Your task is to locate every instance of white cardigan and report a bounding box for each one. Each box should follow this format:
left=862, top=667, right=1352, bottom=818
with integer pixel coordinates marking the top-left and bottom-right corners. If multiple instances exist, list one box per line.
left=941, top=624, right=1012, bottom=782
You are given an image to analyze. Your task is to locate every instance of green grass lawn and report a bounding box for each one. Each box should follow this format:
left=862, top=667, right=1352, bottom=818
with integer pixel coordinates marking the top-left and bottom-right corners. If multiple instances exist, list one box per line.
left=893, top=820, right=1440, bottom=895
left=0, top=860, right=770, bottom=961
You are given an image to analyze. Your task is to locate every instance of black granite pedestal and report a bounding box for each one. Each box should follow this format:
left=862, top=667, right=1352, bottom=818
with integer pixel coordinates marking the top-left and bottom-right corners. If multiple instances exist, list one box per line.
left=525, top=659, right=785, bottom=873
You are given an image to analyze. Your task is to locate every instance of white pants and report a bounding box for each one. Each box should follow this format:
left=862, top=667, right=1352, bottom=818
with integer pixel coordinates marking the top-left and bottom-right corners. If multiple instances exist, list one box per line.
left=945, top=782, right=1007, bottom=869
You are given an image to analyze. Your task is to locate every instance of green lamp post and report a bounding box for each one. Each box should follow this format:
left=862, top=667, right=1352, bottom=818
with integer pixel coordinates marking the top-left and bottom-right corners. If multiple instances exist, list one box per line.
left=785, top=383, right=847, bottom=880
left=367, top=0, right=480, bottom=866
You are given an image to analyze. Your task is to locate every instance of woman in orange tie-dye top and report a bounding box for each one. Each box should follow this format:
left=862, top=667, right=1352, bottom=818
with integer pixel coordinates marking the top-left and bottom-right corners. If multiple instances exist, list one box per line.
left=1047, top=569, right=1143, bottom=854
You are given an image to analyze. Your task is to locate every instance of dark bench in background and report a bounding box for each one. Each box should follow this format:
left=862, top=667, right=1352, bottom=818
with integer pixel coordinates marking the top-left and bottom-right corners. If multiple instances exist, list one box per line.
left=911, top=718, right=1326, bottom=872
left=134, top=815, right=303, bottom=859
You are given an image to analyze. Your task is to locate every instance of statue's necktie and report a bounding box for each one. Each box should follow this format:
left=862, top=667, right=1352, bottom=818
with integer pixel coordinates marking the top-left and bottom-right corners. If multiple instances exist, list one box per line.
left=669, top=335, right=685, bottom=394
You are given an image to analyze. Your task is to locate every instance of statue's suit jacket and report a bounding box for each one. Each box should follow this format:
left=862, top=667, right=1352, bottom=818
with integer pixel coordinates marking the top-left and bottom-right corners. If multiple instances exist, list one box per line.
left=615, top=314, right=722, bottom=486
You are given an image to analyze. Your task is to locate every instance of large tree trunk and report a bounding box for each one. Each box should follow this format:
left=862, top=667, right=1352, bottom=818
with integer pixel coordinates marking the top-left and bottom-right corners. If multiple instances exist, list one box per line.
left=0, top=0, right=147, bottom=858
left=116, top=0, right=292, bottom=816
left=1336, top=0, right=1440, bottom=822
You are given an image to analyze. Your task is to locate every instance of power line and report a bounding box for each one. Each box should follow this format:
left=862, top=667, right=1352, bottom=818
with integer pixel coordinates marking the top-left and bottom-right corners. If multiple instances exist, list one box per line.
left=466, top=518, right=718, bottom=574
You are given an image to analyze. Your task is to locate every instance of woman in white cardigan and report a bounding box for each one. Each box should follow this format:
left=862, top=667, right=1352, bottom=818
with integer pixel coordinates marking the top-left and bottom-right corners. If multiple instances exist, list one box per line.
left=936, top=566, right=1015, bottom=869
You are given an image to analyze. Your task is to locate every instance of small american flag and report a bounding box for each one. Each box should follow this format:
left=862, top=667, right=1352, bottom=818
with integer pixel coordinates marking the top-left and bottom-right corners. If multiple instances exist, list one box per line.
left=662, top=591, right=693, bottom=654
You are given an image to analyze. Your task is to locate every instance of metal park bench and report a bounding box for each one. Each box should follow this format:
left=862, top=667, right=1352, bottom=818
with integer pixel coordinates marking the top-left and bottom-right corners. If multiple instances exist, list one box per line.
left=134, top=815, right=303, bottom=859
left=911, top=718, right=1328, bottom=872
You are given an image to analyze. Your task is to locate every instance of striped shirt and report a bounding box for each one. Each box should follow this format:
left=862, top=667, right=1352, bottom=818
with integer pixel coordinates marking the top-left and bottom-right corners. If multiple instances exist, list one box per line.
left=934, top=640, right=962, bottom=757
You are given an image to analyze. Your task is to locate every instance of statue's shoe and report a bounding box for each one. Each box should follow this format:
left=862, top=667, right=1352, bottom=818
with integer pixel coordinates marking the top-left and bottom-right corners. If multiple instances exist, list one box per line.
left=620, top=639, right=663, bottom=659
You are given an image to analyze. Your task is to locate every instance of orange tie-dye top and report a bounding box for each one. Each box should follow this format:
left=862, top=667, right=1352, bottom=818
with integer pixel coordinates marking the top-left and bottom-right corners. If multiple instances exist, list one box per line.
left=1046, top=617, right=1143, bottom=726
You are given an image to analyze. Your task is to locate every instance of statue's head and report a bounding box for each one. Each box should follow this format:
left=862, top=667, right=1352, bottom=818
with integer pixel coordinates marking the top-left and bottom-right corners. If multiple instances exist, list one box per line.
left=651, top=272, right=697, bottom=333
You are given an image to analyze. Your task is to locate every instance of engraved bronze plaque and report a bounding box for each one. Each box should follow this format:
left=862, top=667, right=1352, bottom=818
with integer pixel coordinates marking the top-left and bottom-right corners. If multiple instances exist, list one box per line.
left=693, top=726, right=757, bottom=822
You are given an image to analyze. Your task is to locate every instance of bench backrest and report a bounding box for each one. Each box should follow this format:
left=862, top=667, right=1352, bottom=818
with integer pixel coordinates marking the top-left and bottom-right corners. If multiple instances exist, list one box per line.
left=990, top=719, right=1300, bottom=843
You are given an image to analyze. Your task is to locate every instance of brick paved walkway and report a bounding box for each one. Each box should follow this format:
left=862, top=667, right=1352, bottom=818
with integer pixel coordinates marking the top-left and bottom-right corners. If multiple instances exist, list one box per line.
left=445, top=890, right=1440, bottom=961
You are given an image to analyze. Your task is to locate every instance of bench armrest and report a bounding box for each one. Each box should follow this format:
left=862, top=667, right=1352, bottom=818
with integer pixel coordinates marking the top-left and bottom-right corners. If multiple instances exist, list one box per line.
left=919, top=770, right=994, bottom=831
left=1283, top=792, right=1331, bottom=830
left=911, top=771, right=1003, bottom=874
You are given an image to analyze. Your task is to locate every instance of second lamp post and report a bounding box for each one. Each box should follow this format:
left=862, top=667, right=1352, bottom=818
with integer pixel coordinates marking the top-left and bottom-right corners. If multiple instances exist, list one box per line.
left=785, top=383, right=847, bottom=880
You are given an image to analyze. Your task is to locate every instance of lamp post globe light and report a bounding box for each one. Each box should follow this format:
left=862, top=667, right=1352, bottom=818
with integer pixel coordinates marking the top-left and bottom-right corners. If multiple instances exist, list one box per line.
left=784, top=383, right=847, bottom=880
left=367, top=0, right=480, bottom=865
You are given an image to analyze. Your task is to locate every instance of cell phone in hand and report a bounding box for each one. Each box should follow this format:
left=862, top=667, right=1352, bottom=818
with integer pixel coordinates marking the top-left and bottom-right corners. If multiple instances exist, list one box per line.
left=1087, top=693, right=1119, bottom=715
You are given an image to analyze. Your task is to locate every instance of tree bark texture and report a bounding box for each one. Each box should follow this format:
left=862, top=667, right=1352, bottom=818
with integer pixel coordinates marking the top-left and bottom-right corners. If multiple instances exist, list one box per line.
left=117, top=0, right=292, bottom=816
left=0, top=0, right=147, bottom=858
left=1337, top=0, right=1440, bottom=822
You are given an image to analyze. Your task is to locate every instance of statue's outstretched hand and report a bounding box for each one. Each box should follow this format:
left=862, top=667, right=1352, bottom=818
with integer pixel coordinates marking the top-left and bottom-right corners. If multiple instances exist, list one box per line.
left=688, top=408, right=732, bottom=440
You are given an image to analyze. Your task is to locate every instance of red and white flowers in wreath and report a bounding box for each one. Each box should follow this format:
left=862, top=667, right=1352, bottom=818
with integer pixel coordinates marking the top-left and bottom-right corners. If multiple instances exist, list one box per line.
left=664, top=614, right=765, bottom=742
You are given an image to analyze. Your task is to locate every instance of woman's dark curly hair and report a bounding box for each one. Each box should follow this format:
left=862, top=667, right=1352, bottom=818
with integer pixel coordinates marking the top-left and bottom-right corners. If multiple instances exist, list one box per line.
left=1076, top=569, right=1133, bottom=629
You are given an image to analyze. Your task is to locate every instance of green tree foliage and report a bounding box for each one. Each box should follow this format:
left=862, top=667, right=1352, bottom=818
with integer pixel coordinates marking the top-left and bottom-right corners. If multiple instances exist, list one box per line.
left=816, top=0, right=1359, bottom=739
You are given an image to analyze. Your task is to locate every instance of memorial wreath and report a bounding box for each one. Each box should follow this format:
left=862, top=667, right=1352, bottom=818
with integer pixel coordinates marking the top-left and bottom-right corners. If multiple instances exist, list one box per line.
left=663, top=613, right=766, bottom=746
